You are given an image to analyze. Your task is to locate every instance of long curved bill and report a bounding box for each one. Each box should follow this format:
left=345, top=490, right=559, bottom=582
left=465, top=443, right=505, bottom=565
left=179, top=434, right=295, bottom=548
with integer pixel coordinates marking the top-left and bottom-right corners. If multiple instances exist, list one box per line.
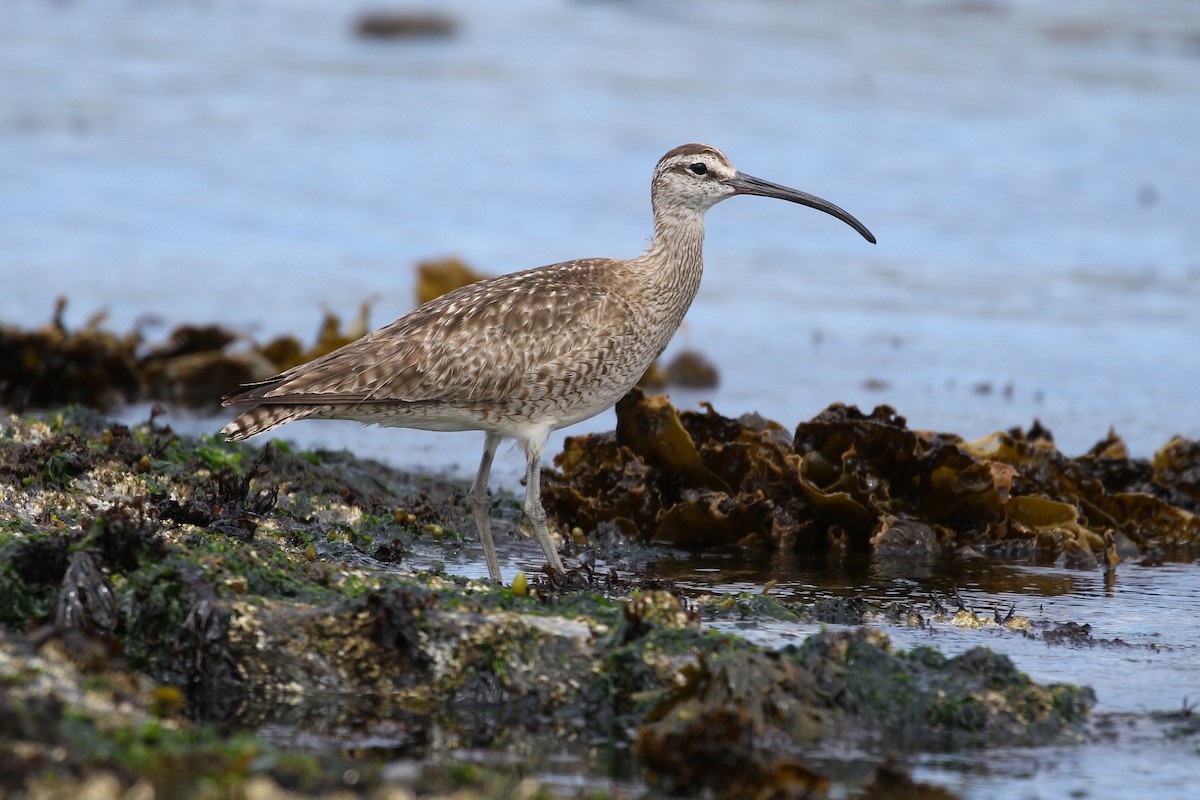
left=725, top=172, right=876, bottom=244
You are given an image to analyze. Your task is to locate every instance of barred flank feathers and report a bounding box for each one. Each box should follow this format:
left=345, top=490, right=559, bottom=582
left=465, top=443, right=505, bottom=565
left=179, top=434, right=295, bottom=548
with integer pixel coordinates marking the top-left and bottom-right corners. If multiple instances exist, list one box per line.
left=221, top=406, right=314, bottom=441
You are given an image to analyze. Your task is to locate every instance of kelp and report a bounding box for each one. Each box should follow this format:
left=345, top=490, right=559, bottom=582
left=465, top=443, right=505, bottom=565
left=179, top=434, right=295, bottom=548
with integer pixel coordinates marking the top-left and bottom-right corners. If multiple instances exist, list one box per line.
left=0, top=297, right=374, bottom=410
left=541, top=390, right=1199, bottom=559
left=413, top=256, right=487, bottom=305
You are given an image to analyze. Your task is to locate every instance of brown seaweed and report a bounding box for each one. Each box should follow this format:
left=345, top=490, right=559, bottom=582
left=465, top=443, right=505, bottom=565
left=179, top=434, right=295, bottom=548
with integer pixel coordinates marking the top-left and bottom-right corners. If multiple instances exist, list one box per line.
left=0, top=298, right=375, bottom=411
left=542, top=390, right=1199, bottom=561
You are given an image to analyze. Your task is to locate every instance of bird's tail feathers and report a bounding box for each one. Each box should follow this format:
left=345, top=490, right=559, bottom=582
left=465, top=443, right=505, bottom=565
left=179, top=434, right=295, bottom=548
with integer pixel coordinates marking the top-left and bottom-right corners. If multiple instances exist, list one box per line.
left=221, top=406, right=314, bottom=442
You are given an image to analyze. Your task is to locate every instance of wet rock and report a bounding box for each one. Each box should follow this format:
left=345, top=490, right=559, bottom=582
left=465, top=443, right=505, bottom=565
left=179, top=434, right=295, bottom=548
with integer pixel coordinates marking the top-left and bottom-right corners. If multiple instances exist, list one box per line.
left=870, top=515, right=944, bottom=559
left=809, top=596, right=869, bottom=625
left=620, top=589, right=698, bottom=642
left=154, top=450, right=279, bottom=539
left=170, top=597, right=244, bottom=688
left=0, top=633, right=376, bottom=800
left=635, top=649, right=829, bottom=797
left=0, top=407, right=1103, bottom=799
left=638, top=347, right=720, bottom=392
left=366, top=589, right=431, bottom=670
left=635, top=628, right=1093, bottom=795
left=372, top=537, right=405, bottom=563
left=639, top=348, right=720, bottom=391
left=1043, top=621, right=1094, bottom=646
left=354, top=10, right=457, bottom=40
left=54, top=551, right=117, bottom=635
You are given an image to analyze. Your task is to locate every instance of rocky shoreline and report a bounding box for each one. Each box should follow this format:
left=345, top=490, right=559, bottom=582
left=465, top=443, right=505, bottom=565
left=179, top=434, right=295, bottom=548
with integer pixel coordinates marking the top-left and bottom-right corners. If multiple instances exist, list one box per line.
left=6, top=401, right=1171, bottom=799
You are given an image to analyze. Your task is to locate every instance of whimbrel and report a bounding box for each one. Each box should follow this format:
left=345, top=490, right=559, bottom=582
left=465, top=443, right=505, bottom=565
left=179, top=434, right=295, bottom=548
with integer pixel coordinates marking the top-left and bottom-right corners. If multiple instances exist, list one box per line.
left=221, top=143, right=875, bottom=583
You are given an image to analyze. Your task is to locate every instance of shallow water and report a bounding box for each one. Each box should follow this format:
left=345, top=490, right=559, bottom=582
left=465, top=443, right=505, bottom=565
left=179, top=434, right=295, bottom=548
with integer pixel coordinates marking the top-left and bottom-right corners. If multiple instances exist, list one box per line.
left=5, top=0, right=1200, bottom=796
left=662, top=552, right=1200, bottom=712
left=650, top=549, right=1200, bottom=798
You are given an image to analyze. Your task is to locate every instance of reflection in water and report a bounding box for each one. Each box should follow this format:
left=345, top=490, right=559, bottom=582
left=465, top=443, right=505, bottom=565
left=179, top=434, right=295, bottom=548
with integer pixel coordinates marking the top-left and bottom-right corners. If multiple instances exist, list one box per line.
left=649, top=547, right=1096, bottom=603
left=649, top=545, right=1200, bottom=717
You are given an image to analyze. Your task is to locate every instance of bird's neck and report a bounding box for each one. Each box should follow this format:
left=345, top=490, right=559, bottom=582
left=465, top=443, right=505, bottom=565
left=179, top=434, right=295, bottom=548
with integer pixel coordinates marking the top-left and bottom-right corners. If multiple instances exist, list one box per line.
left=633, top=209, right=707, bottom=311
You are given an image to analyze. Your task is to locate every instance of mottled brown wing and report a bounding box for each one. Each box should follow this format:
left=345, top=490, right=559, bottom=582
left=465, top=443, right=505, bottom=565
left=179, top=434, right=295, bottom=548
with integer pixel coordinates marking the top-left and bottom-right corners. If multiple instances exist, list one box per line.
left=223, top=259, right=631, bottom=408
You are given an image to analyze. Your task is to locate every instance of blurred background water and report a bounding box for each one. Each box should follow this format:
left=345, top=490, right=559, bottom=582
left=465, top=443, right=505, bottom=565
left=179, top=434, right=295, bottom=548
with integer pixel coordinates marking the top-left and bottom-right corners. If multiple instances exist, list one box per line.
left=3, top=2, right=1199, bottom=796
left=2, top=0, right=1198, bottom=484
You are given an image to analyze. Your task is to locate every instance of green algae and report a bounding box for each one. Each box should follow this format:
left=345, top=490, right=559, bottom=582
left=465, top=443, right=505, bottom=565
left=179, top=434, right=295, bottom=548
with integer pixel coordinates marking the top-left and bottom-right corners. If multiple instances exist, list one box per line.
left=0, top=531, right=69, bottom=628
left=710, top=591, right=804, bottom=622
left=822, top=634, right=1095, bottom=746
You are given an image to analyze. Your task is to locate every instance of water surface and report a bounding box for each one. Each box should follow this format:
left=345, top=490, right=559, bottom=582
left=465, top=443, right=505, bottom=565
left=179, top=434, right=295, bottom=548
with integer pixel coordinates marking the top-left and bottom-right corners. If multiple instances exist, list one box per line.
left=3, top=0, right=1197, bottom=471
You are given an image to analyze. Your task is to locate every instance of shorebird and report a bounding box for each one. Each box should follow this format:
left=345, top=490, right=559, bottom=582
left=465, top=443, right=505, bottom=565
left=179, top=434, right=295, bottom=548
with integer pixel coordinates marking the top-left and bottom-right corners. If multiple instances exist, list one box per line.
left=221, top=143, right=875, bottom=584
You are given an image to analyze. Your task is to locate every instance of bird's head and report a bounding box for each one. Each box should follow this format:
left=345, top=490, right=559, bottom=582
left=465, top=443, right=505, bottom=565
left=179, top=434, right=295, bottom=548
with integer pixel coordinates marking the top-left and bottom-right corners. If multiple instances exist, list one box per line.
left=650, top=142, right=876, bottom=244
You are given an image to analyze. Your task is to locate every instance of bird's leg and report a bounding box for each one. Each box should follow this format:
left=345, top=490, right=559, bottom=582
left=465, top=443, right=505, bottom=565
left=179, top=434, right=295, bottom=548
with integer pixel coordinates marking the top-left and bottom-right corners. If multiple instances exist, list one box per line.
left=470, top=432, right=503, bottom=584
left=523, top=433, right=566, bottom=575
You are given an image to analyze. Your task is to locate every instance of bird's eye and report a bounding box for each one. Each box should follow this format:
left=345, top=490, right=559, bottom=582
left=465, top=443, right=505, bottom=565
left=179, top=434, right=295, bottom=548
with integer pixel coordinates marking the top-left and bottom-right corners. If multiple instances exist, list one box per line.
left=689, top=163, right=708, bottom=176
